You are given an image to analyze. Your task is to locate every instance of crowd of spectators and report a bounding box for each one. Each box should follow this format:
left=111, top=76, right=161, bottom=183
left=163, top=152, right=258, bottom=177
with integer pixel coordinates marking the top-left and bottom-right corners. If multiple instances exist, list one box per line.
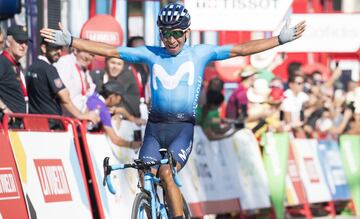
left=197, top=59, right=360, bottom=141
left=0, top=24, right=359, bottom=148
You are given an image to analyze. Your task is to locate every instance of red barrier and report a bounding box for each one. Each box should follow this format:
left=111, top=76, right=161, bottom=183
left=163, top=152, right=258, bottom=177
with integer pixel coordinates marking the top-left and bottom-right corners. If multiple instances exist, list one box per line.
left=1, top=113, right=94, bottom=218
left=0, top=122, right=29, bottom=219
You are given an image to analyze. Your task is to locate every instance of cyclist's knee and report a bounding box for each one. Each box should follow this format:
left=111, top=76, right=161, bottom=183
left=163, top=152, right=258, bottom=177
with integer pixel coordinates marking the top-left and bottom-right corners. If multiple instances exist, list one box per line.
left=159, top=165, right=173, bottom=184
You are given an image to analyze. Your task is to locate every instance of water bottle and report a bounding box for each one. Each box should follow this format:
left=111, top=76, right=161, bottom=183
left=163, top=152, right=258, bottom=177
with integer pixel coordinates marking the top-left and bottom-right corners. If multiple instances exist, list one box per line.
left=87, top=109, right=100, bottom=130
left=139, top=97, right=148, bottom=120
left=139, top=97, right=148, bottom=138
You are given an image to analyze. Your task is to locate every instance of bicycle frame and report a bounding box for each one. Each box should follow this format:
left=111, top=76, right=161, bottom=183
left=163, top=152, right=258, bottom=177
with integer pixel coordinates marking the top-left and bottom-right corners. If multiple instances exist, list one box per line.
left=103, top=150, right=184, bottom=219
left=143, top=173, right=168, bottom=219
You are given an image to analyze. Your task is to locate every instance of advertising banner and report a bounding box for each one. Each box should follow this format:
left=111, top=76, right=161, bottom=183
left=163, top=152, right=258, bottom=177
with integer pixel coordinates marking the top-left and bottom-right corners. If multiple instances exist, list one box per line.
left=231, top=129, right=270, bottom=210
left=8, top=130, right=92, bottom=218
left=277, top=14, right=360, bottom=52
left=317, top=140, right=351, bottom=200
left=292, top=139, right=331, bottom=203
left=339, top=135, right=360, bottom=215
left=262, top=132, right=289, bottom=219
left=85, top=129, right=139, bottom=219
left=180, top=126, right=241, bottom=215
left=285, top=143, right=307, bottom=206
left=184, top=0, right=293, bottom=31
left=0, top=132, right=28, bottom=219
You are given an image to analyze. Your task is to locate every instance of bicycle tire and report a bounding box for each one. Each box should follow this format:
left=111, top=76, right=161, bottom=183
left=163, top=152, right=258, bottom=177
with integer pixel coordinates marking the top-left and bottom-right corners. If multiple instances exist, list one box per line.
left=131, top=192, right=152, bottom=219
left=182, top=195, right=191, bottom=219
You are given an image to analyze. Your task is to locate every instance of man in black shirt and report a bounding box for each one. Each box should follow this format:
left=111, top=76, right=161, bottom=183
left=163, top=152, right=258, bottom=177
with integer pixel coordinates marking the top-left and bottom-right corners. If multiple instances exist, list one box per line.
left=0, top=25, right=29, bottom=114
left=26, top=39, right=98, bottom=124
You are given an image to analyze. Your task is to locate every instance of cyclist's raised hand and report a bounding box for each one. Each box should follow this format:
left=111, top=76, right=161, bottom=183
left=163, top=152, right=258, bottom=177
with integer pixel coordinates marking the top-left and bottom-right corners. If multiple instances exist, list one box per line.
left=278, top=19, right=306, bottom=45
left=40, top=22, right=73, bottom=47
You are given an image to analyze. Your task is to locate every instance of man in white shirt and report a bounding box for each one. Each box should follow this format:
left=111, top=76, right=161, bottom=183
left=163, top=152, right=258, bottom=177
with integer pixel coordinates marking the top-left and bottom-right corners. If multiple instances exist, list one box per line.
left=281, top=74, right=309, bottom=127
left=54, top=49, right=95, bottom=113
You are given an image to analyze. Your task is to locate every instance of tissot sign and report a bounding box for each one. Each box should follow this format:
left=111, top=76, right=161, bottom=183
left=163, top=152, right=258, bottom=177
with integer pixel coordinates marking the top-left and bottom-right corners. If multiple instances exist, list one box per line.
left=184, top=0, right=293, bottom=31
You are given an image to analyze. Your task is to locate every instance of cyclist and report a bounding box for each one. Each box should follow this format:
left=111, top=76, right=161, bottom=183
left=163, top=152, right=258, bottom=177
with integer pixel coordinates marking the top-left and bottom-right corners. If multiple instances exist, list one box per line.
left=41, top=3, right=305, bottom=218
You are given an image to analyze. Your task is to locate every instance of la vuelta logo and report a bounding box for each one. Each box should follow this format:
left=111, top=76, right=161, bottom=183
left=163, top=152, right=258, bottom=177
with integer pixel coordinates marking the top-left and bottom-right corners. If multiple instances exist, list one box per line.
left=0, top=168, right=20, bottom=200
left=34, top=159, right=72, bottom=202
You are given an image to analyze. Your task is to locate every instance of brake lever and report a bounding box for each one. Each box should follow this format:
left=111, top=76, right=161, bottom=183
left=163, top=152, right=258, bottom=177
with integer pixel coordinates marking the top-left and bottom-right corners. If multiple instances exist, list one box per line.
left=103, top=157, right=111, bottom=186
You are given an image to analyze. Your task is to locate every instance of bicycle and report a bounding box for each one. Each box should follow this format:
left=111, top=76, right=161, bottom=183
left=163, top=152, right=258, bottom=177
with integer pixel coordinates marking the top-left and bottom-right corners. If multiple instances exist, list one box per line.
left=103, top=148, right=191, bottom=219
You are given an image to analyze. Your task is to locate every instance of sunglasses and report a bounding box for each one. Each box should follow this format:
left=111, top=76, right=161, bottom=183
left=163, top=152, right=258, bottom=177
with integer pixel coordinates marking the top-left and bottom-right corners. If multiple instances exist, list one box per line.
left=295, top=81, right=304, bottom=85
left=161, top=30, right=186, bottom=39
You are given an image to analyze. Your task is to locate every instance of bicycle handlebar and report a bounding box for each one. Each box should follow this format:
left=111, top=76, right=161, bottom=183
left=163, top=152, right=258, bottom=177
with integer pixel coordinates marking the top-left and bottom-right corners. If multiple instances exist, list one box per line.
left=103, top=151, right=181, bottom=195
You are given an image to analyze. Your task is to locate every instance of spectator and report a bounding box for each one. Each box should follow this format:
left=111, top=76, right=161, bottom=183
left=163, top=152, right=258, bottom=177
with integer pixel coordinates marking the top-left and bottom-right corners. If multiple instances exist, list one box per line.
left=270, top=76, right=284, bottom=90
left=287, top=61, right=303, bottom=78
left=25, top=39, right=99, bottom=128
left=196, top=78, right=234, bottom=140
left=281, top=74, right=309, bottom=128
left=0, top=27, right=5, bottom=53
left=127, top=36, right=149, bottom=99
left=86, top=81, right=142, bottom=149
left=0, top=25, right=30, bottom=114
left=54, top=48, right=96, bottom=114
left=284, top=61, right=303, bottom=89
left=246, top=78, right=276, bottom=137
left=90, top=57, right=141, bottom=117
left=225, top=66, right=256, bottom=122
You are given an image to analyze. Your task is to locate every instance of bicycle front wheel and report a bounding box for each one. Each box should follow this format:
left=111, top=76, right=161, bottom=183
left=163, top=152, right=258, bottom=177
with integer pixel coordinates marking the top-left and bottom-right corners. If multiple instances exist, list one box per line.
left=131, top=192, right=151, bottom=219
left=182, top=195, right=191, bottom=219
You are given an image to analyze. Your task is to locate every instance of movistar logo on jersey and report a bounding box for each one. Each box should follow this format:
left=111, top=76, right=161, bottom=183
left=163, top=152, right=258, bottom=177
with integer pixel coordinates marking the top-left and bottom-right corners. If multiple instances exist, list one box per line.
left=152, top=61, right=195, bottom=90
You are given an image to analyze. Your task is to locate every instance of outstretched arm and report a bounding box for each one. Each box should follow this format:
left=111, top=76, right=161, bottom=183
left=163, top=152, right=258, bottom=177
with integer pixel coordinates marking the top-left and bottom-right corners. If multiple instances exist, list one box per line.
left=229, top=20, right=305, bottom=57
left=40, top=23, right=120, bottom=58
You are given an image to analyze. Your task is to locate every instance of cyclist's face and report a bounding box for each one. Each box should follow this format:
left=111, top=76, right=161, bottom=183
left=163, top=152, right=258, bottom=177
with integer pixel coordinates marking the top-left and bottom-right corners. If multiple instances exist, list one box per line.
left=160, top=29, right=189, bottom=56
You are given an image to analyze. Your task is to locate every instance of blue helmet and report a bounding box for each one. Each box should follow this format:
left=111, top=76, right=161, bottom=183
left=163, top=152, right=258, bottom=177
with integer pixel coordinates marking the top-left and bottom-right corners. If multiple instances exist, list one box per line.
left=157, top=3, right=191, bottom=30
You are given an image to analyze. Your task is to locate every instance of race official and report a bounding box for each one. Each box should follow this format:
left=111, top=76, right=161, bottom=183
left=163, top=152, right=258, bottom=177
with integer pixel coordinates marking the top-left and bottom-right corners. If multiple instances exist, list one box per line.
left=0, top=25, right=30, bottom=114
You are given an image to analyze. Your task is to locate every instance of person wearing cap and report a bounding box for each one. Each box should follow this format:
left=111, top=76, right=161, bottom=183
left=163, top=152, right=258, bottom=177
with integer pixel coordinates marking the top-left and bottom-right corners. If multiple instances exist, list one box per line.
left=25, top=39, right=99, bottom=128
left=225, top=66, right=257, bottom=121
left=86, top=81, right=142, bottom=149
left=0, top=25, right=30, bottom=114
left=40, top=3, right=305, bottom=217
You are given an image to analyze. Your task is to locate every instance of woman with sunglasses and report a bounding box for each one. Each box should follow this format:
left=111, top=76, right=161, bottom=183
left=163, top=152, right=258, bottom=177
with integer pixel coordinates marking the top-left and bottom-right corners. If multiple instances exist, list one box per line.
left=40, top=3, right=305, bottom=218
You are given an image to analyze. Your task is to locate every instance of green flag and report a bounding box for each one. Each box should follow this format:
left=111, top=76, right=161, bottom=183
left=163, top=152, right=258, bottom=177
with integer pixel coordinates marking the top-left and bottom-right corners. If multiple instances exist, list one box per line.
left=339, top=135, right=360, bottom=216
left=262, top=133, right=289, bottom=219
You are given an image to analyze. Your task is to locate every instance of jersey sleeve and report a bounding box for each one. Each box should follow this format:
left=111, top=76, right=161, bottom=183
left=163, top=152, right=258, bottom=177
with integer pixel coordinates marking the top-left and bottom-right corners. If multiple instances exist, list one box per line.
left=47, top=66, right=66, bottom=94
left=197, top=44, right=232, bottom=62
left=117, top=46, right=153, bottom=64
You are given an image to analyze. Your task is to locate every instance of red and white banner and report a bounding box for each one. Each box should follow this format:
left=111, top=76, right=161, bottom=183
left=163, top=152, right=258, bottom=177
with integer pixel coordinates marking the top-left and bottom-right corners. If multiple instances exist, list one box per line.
left=0, top=131, right=29, bottom=219
left=292, top=139, right=331, bottom=203
left=184, top=0, right=293, bottom=31
left=8, top=130, right=92, bottom=218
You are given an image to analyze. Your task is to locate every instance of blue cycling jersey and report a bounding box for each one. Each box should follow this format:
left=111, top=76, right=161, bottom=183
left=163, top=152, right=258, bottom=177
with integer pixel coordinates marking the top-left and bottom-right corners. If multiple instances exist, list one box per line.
left=117, top=44, right=232, bottom=123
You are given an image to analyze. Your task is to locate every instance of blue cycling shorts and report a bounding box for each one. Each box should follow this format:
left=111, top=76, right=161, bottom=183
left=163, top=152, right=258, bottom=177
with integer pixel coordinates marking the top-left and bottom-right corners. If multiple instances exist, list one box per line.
left=139, top=121, right=194, bottom=170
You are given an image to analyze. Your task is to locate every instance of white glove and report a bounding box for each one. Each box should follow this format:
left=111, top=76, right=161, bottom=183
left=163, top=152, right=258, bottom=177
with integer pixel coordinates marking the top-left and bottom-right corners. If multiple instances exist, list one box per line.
left=52, top=27, right=73, bottom=47
left=278, top=20, right=296, bottom=45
